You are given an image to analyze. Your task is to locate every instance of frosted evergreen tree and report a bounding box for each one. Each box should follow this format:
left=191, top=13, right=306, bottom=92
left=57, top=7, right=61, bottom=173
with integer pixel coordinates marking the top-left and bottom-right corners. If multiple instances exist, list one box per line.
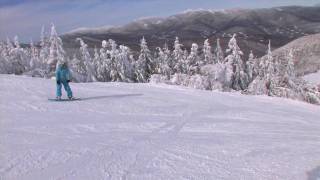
left=164, top=43, right=174, bottom=72
left=108, top=39, right=120, bottom=81
left=225, top=34, right=247, bottom=90
left=99, top=40, right=111, bottom=81
left=10, top=36, right=27, bottom=74
left=47, top=24, right=65, bottom=77
left=154, top=48, right=162, bottom=74
left=154, top=47, right=163, bottom=74
left=93, top=47, right=102, bottom=80
left=285, top=49, right=295, bottom=79
left=0, top=41, right=6, bottom=58
left=172, top=37, right=184, bottom=73
left=182, top=49, right=189, bottom=73
left=251, top=51, right=260, bottom=79
left=71, top=54, right=86, bottom=74
left=134, top=58, right=147, bottom=82
left=258, top=58, right=266, bottom=78
left=0, top=41, right=7, bottom=73
left=70, top=54, right=86, bottom=82
left=265, top=41, right=274, bottom=77
left=186, top=43, right=200, bottom=75
left=203, top=39, right=214, bottom=64
left=116, top=45, right=134, bottom=82
left=165, top=44, right=173, bottom=78
left=214, top=38, right=224, bottom=63
left=245, top=50, right=255, bottom=82
left=77, top=38, right=97, bottom=82
left=29, top=39, right=39, bottom=70
left=274, top=56, right=281, bottom=76
left=156, top=45, right=172, bottom=79
left=135, top=37, right=153, bottom=82
left=6, top=37, right=14, bottom=52
left=264, top=40, right=277, bottom=95
left=39, top=26, right=50, bottom=68
left=1, top=38, right=14, bottom=73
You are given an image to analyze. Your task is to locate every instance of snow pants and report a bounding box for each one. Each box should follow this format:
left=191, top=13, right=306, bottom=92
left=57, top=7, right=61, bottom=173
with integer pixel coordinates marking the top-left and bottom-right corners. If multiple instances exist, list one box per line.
left=56, top=81, right=73, bottom=98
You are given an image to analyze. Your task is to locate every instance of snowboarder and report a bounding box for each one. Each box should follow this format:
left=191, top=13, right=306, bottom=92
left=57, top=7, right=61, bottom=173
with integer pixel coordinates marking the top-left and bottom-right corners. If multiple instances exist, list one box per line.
left=56, top=61, right=73, bottom=100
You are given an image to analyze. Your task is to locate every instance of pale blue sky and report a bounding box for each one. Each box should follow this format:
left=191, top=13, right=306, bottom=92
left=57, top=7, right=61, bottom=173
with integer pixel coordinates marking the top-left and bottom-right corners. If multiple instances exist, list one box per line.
left=0, top=0, right=319, bottom=42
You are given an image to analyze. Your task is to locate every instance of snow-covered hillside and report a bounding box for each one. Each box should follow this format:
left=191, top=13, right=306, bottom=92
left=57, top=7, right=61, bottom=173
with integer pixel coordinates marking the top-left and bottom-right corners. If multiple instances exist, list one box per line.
left=272, top=33, right=320, bottom=76
left=1, top=75, right=320, bottom=180
left=304, top=70, right=320, bottom=86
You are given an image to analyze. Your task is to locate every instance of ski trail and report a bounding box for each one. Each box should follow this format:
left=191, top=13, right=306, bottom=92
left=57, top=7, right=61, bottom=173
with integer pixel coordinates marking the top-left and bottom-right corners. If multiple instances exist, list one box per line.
left=1, top=75, right=320, bottom=180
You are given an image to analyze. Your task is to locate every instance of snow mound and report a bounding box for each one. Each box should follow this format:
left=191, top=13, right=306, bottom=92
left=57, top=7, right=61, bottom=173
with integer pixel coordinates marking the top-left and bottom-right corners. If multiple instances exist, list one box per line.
left=1, top=75, right=320, bottom=180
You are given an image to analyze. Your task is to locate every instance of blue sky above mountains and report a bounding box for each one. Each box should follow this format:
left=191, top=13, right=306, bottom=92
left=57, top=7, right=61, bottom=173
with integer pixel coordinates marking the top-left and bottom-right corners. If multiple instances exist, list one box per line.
left=0, top=0, right=318, bottom=42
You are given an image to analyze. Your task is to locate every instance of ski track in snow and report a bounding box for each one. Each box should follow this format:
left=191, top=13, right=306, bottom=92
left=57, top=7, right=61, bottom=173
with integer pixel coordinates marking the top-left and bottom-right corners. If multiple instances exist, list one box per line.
left=1, top=74, right=320, bottom=180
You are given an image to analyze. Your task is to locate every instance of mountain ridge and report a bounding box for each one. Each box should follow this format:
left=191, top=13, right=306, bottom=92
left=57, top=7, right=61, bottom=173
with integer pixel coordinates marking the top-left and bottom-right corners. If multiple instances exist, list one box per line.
left=61, top=6, right=320, bottom=58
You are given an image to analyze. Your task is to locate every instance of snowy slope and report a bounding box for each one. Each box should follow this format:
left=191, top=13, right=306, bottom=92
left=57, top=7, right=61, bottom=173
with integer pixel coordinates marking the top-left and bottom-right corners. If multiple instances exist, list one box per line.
left=271, top=33, right=320, bottom=76
left=1, top=75, right=320, bottom=180
left=304, top=70, right=320, bottom=86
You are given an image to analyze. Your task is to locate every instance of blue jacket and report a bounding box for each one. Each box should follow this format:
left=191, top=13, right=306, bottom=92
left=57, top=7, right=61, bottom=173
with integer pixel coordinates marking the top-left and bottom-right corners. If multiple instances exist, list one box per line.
left=56, top=64, right=71, bottom=82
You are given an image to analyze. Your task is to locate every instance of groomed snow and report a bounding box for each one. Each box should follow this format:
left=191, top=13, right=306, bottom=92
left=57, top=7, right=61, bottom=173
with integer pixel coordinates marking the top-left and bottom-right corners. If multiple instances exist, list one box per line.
left=1, top=75, right=320, bottom=180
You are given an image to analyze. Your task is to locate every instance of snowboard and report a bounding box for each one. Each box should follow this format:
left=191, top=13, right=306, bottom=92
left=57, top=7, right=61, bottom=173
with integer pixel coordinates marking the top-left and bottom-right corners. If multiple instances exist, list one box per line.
left=48, top=98, right=81, bottom=102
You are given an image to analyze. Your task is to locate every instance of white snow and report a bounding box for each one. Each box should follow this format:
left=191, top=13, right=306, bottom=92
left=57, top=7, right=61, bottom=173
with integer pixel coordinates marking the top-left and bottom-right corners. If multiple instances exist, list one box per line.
left=1, top=75, right=320, bottom=180
left=304, top=71, right=320, bottom=85
left=65, top=26, right=114, bottom=35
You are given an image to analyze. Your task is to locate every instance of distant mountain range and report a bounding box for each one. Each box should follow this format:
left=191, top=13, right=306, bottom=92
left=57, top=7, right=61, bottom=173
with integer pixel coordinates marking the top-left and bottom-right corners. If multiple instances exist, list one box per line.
left=62, top=6, right=320, bottom=59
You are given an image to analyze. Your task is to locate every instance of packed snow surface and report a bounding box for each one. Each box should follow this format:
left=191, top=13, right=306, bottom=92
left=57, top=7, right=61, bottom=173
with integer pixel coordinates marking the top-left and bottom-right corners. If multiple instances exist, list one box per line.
left=1, top=75, right=320, bottom=180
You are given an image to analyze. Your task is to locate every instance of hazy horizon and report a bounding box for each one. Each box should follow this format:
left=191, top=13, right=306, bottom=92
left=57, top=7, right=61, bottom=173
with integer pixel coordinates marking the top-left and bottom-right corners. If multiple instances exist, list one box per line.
left=0, top=0, right=319, bottom=42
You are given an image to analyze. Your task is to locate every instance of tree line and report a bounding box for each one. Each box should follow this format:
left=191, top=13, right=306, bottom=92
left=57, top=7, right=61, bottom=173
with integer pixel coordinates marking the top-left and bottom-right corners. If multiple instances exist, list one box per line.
left=0, top=24, right=319, bottom=104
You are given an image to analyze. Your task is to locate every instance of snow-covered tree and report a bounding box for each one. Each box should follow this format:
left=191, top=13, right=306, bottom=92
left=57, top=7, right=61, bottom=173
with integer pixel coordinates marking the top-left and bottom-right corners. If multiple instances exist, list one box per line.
left=39, top=26, right=50, bottom=69
left=6, top=37, right=14, bottom=52
left=99, top=40, right=112, bottom=81
left=214, top=38, right=224, bottom=63
left=225, top=34, right=248, bottom=90
left=9, top=36, right=27, bottom=74
left=182, top=49, right=189, bottom=73
left=108, top=39, right=121, bottom=81
left=203, top=39, right=214, bottom=64
left=186, top=43, right=200, bottom=75
left=245, top=50, right=255, bottom=82
left=92, top=47, right=102, bottom=80
left=265, top=41, right=274, bottom=78
left=71, top=54, right=85, bottom=74
left=285, top=49, right=295, bottom=79
left=248, top=41, right=277, bottom=95
left=116, top=45, right=134, bottom=82
left=77, top=38, right=97, bottom=82
left=47, top=24, right=65, bottom=77
left=135, top=37, right=153, bottom=82
left=173, top=37, right=184, bottom=73
left=156, top=44, right=173, bottom=79
left=29, top=39, right=39, bottom=70
left=265, top=41, right=277, bottom=94
left=69, top=54, right=86, bottom=82
left=0, top=40, right=10, bottom=73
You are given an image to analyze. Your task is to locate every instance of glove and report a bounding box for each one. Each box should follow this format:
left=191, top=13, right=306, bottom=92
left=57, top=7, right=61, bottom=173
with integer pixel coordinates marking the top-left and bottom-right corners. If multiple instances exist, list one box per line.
left=67, top=80, right=71, bottom=83
left=57, top=80, right=61, bottom=85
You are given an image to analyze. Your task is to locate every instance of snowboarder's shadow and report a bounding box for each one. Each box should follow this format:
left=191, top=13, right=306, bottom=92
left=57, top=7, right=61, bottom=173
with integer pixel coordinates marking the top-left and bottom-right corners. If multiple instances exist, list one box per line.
left=81, top=93, right=143, bottom=101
